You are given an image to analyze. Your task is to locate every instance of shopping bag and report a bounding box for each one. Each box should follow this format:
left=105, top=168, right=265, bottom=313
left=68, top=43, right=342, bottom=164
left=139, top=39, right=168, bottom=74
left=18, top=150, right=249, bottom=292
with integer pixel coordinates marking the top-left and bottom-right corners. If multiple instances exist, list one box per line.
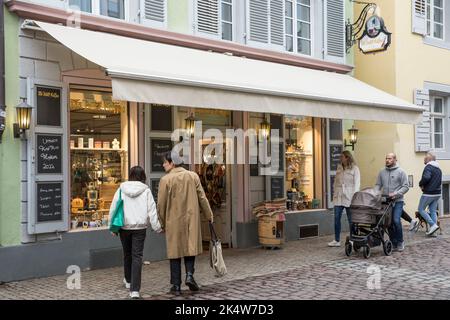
left=209, top=222, right=227, bottom=277
left=109, top=189, right=124, bottom=234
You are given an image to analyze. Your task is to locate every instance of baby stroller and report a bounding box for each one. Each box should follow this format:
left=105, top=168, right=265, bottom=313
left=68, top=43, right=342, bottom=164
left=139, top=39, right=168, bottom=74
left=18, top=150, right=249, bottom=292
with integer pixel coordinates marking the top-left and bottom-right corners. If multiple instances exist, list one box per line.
left=345, top=188, right=394, bottom=259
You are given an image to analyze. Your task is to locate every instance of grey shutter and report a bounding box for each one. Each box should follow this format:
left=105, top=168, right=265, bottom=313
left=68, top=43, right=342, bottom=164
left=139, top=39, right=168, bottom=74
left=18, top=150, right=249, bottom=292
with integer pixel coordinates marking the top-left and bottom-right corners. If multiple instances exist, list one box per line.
left=414, top=89, right=431, bottom=152
left=249, top=0, right=269, bottom=44
left=325, top=0, right=345, bottom=62
left=412, top=0, right=427, bottom=35
left=140, top=0, right=166, bottom=27
left=270, top=0, right=284, bottom=46
left=196, top=0, right=220, bottom=37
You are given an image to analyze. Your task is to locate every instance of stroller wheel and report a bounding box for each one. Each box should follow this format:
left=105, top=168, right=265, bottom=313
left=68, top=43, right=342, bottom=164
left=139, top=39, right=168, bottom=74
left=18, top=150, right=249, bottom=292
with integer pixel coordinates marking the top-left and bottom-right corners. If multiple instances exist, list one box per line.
left=345, top=242, right=352, bottom=257
left=383, top=240, right=393, bottom=256
left=363, top=246, right=371, bottom=259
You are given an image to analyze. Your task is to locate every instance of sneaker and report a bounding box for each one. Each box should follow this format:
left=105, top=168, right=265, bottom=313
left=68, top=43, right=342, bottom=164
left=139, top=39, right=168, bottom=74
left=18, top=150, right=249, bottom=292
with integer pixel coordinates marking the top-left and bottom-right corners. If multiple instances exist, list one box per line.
left=429, top=233, right=438, bottom=238
left=409, top=219, right=419, bottom=231
left=426, top=224, right=440, bottom=236
left=123, top=278, right=130, bottom=290
left=130, top=291, right=140, bottom=299
left=396, top=242, right=405, bottom=252
left=327, top=240, right=341, bottom=247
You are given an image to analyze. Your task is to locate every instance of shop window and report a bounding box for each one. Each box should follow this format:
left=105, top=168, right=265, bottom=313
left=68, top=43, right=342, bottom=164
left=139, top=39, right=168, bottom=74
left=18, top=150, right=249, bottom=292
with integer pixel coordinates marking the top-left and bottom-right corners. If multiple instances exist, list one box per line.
left=69, top=89, right=128, bottom=231
left=285, top=116, right=316, bottom=211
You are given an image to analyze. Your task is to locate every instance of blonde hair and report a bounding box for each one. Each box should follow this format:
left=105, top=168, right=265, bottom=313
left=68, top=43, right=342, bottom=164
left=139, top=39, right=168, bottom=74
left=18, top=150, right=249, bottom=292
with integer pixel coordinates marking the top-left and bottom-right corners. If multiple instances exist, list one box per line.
left=342, top=150, right=355, bottom=169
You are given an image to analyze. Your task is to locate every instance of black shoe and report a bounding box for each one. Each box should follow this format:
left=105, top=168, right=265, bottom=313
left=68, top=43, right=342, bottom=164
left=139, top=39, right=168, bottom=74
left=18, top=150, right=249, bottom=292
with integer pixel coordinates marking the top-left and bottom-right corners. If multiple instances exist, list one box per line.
left=185, top=273, right=200, bottom=291
left=170, top=285, right=181, bottom=296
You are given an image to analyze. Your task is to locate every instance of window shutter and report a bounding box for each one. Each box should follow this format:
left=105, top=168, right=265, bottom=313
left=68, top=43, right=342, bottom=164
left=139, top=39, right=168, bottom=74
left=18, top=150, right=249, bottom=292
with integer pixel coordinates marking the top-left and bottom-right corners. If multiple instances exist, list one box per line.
left=414, top=89, right=431, bottom=152
left=140, top=0, right=166, bottom=28
left=196, top=0, right=220, bottom=37
left=270, top=0, right=284, bottom=46
left=412, top=0, right=427, bottom=35
left=324, top=0, right=345, bottom=63
left=249, top=0, right=269, bottom=44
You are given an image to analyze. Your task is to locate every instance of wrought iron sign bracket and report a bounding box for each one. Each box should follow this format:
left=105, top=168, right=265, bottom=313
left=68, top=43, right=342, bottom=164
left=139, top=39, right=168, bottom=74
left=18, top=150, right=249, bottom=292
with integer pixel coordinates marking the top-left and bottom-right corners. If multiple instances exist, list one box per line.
left=346, top=0, right=378, bottom=53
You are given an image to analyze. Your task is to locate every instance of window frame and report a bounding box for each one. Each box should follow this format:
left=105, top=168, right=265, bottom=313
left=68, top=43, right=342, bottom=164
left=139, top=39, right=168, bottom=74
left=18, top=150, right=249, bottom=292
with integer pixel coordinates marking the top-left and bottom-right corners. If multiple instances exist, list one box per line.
left=431, top=96, right=446, bottom=151
left=426, top=0, right=445, bottom=40
left=284, top=0, right=314, bottom=57
left=194, top=0, right=235, bottom=42
left=67, top=0, right=130, bottom=22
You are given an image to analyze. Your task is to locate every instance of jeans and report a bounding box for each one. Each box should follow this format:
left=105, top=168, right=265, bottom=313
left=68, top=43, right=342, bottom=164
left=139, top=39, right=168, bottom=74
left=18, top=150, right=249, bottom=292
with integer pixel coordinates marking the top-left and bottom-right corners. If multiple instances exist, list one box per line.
left=388, top=201, right=404, bottom=247
left=170, top=256, right=196, bottom=286
left=418, top=195, right=440, bottom=228
left=119, top=229, right=147, bottom=292
left=334, top=206, right=352, bottom=242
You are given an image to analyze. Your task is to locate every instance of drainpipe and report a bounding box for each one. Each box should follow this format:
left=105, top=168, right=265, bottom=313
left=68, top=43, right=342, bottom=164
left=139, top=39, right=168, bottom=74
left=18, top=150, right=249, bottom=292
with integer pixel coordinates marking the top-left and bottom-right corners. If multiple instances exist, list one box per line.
left=0, top=0, right=6, bottom=144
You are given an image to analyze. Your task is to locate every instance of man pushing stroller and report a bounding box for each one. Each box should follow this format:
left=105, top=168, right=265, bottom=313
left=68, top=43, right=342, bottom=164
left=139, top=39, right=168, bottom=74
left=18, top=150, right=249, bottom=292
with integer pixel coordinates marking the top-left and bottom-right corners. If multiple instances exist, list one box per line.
left=375, top=153, right=409, bottom=252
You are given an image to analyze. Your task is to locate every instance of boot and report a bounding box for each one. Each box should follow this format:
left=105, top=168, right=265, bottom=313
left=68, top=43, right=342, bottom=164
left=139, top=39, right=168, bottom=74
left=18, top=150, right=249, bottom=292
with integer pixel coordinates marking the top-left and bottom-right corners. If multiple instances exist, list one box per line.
left=185, top=272, right=199, bottom=291
left=170, top=284, right=181, bottom=296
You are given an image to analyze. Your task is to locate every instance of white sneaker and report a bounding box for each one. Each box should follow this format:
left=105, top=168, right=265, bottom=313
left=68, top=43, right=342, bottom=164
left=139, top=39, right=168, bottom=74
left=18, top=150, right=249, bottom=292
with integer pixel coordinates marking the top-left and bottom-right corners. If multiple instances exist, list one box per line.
left=123, top=278, right=130, bottom=289
left=409, top=219, right=419, bottom=231
left=327, top=240, right=341, bottom=247
left=130, top=291, right=140, bottom=299
left=426, top=224, right=440, bottom=236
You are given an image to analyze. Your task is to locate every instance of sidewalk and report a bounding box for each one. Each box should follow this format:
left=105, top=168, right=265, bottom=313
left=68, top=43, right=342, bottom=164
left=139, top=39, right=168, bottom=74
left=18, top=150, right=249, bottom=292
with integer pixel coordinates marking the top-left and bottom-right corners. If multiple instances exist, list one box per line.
left=0, top=218, right=448, bottom=300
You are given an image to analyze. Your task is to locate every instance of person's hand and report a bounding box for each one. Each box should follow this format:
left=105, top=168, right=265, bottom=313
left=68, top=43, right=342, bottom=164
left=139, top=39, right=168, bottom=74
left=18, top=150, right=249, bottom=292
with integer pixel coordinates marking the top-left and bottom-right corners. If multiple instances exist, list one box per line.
left=388, top=192, right=396, bottom=199
left=111, top=232, right=118, bottom=237
left=157, top=229, right=165, bottom=234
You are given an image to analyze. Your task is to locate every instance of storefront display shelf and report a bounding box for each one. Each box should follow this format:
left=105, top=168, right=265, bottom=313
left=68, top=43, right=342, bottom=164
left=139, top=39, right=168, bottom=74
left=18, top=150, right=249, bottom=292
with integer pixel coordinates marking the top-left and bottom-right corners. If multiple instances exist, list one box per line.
left=70, top=148, right=127, bottom=152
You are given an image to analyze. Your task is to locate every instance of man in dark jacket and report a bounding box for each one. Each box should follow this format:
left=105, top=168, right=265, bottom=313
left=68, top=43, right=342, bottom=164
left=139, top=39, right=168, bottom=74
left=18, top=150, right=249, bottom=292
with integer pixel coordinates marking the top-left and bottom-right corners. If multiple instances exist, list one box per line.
left=418, top=152, right=442, bottom=236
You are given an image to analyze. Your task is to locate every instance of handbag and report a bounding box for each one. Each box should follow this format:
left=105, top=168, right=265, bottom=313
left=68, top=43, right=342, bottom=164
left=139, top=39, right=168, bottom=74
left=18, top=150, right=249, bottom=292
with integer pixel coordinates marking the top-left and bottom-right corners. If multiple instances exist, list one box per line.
left=109, top=189, right=124, bottom=234
left=209, top=222, right=227, bottom=277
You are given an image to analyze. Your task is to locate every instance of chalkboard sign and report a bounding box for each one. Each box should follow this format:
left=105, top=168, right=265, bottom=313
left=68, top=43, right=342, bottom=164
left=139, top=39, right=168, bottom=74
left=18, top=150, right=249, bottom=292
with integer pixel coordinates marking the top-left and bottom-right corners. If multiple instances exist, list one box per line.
left=151, top=139, right=173, bottom=172
left=150, top=179, right=160, bottom=204
left=36, top=86, right=61, bottom=127
left=37, top=182, right=63, bottom=222
left=270, top=115, right=283, bottom=138
left=330, top=144, right=343, bottom=171
left=250, top=164, right=259, bottom=176
left=271, top=176, right=284, bottom=200
left=36, top=134, right=62, bottom=174
left=151, top=105, right=173, bottom=131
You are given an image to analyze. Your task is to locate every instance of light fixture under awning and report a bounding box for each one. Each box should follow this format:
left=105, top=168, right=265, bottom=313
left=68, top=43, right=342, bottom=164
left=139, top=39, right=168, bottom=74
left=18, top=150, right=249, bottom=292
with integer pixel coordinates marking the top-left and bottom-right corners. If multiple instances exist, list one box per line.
left=32, top=20, right=424, bottom=124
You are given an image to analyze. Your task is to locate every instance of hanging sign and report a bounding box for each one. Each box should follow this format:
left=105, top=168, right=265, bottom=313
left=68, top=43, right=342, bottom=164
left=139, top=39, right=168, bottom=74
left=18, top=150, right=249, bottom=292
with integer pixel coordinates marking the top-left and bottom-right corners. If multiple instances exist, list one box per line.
left=358, top=15, right=391, bottom=54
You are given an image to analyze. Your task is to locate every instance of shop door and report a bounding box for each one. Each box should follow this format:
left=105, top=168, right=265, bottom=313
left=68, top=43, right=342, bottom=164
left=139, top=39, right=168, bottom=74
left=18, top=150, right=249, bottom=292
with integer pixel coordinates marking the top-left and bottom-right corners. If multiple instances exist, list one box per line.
left=195, top=140, right=232, bottom=246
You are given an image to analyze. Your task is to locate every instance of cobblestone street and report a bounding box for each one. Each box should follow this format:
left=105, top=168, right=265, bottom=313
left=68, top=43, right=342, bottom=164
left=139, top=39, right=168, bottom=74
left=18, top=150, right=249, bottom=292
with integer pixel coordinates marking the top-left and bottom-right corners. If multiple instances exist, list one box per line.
left=1, top=219, right=450, bottom=300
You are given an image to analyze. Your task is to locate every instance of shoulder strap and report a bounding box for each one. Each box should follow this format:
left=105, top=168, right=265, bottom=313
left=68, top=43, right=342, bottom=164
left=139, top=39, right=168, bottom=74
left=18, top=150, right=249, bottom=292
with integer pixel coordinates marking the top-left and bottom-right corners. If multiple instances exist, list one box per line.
left=209, top=222, right=218, bottom=241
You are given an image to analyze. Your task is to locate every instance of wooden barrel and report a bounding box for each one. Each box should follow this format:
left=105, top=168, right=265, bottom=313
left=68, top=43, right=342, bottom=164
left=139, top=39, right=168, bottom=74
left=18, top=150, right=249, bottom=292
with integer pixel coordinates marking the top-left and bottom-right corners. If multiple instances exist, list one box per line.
left=258, top=214, right=285, bottom=247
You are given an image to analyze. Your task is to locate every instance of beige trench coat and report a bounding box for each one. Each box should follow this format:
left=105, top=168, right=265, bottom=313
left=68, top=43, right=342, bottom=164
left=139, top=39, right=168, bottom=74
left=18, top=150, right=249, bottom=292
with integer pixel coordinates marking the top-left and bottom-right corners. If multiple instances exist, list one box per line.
left=157, top=167, right=214, bottom=259
left=333, top=165, right=361, bottom=207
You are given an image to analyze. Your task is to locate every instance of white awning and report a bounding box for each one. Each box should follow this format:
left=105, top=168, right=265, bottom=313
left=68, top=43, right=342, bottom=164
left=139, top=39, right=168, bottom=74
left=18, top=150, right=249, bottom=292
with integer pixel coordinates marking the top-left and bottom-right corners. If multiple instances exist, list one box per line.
left=33, top=21, right=424, bottom=124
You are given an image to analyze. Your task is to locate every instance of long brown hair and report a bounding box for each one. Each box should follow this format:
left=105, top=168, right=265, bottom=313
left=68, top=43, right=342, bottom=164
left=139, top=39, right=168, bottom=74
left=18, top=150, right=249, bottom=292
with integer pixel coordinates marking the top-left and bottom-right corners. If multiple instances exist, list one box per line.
left=341, top=150, right=355, bottom=170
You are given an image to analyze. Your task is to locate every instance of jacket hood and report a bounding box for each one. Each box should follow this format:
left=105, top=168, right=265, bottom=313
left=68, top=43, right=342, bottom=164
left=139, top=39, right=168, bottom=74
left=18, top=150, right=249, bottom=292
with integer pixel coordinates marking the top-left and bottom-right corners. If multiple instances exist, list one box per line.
left=385, top=164, right=399, bottom=171
left=120, top=181, right=148, bottom=198
left=427, top=161, right=440, bottom=168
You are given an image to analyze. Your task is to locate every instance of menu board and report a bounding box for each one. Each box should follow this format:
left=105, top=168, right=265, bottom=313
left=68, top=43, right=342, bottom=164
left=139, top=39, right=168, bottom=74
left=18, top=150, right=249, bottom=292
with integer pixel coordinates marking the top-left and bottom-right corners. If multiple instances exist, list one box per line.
left=330, top=144, right=343, bottom=171
left=151, top=139, right=173, bottom=172
left=37, top=182, right=63, bottom=222
left=270, top=115, right=283, bottom=137
left=36, top=86, right=61, bottom=127
left=36, top=134, right=62, bottom=174
left=271, top=176, right=284, bottom=200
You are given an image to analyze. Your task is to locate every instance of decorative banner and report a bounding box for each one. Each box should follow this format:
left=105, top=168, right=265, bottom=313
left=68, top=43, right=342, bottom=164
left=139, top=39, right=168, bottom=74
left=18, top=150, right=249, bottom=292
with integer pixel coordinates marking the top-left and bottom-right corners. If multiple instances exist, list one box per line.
left=358, top=15, right=392, bottom=54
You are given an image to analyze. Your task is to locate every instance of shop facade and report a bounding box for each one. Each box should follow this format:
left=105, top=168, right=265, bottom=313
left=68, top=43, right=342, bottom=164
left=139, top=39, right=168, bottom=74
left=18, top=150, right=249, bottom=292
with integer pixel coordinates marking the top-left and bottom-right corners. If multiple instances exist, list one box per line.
left=0, top=2, right=424, bottom=282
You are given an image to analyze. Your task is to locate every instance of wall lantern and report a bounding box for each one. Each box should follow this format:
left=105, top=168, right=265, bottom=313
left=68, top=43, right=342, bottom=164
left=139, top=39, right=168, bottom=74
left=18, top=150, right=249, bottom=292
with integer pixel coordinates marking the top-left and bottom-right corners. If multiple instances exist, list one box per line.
left=184, top=113, right=197, bottom=138
left=259, top=118, right=271, bottom=140
left=14, top=99, right=33, bottom=139
left=344, top=125, right=359, bottom=151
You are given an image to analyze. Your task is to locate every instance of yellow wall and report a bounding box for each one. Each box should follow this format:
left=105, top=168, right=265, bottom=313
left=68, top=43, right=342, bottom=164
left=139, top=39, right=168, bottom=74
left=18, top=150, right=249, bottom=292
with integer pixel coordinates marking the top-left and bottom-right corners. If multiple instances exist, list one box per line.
left=354, top=0, right=450, bottom=214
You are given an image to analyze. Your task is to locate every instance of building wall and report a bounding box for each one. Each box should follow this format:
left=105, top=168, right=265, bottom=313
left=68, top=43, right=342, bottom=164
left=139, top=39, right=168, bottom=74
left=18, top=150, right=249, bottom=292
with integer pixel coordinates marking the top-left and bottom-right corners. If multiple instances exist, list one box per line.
left=0, top=7, right=21, bottom=246
left=354, top=0, right=450, bottom=214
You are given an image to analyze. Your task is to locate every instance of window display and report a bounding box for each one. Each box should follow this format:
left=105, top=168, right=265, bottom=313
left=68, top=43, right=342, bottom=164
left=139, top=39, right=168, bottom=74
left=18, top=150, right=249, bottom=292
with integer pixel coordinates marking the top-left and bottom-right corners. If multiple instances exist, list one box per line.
left=69, top=89, right=128, bottom=231
left=285, top=116, right=317, bottom=211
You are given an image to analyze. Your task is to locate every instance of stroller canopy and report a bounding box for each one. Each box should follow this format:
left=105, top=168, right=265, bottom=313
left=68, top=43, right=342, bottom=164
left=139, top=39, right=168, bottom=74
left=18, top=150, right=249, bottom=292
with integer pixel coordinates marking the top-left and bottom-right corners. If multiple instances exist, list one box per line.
left=351, top=187, right=382, bottom=210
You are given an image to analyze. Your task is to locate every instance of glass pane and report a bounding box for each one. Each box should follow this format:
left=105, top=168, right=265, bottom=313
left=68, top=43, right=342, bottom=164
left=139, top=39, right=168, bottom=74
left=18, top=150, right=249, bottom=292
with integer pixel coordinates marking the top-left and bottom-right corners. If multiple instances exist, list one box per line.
left=299, top=0, right=310, bottom=5
left=222, top=22, right=233, bottom=41
left=434, top=0, right=443, bottom=7
left=297, top=38, right=311, bottom=55
left=427, top=21, right=431, bottom=35
left=285, top=36, right=293, bottom=52
left=427, top=5, right=431, bottom=19
left=285, top=0, right=293, bottom=17
left=434, top=98, right=443, bottom=113
left=329, top=119, right=343, bottom=140
left=434, top=118, right=443, bottom=133
left=298, top=4, right=310, bottom=22
left=297, top=21, right=311, bottom=39
left=435, top=134, right=443, bottom=148
left=434, top=23, right=443, bottom=38
left=222, top=0, right=232, bottom=3
left=285, top=18, right=293, bottom=34
left=100, top=0, right=125, bottom=19
left=222, top=3, right=232, bottom=23
left=434, top=8, right=443, bottom=23
left=69, top=0, right=92, bottom=12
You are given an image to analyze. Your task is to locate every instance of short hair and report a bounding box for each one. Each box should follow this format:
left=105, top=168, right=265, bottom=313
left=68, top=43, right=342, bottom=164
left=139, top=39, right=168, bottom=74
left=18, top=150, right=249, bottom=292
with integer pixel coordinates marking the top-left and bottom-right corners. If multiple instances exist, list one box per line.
left=386, top=153, right=397, bottom=159
left=427, top=151, right=437, bottom=161
left=161, top=151, right=182, bottom=167
left=129, top=166, right=147, bottom=184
